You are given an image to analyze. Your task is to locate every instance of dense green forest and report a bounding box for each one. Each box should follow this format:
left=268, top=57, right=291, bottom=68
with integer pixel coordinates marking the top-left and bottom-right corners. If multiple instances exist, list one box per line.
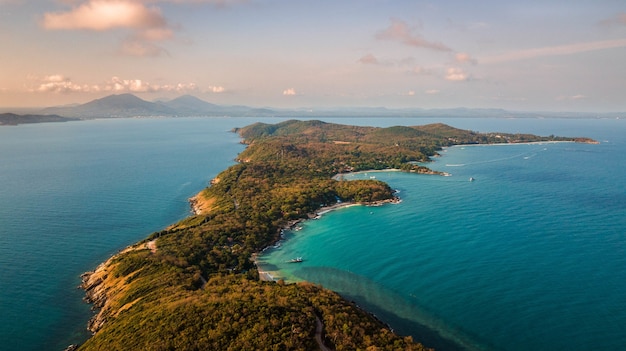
left=78, top=120, right=590, bottom=351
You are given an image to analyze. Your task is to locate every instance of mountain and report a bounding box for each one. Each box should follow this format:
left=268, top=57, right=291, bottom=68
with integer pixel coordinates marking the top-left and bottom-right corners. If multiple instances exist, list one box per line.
left=36, top=93, right=625, bottom=119
left=40, top=94, right=177, bottom=118
left=163, top=95, right=220, bottom=114
left=0, top=113, right=78, bottom=126
left=38, top=94, right=279, bottom=118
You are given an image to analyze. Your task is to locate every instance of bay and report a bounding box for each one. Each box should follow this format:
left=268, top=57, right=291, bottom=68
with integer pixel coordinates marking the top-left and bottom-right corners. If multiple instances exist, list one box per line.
left=258, top=117, right=626, bottom=350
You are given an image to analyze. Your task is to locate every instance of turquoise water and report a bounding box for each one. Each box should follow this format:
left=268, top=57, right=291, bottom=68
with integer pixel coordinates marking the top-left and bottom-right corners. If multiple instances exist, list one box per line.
left=258, top=118, right=626, bottom=350
left=0, top=117, right=253, bottom=351
left=1, top=117, right=624, bottom=350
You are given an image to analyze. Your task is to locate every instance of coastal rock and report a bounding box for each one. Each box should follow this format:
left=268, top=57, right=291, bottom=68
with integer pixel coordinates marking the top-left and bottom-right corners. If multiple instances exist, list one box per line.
left=188, top=191, right=216, bottom=215
left=80, top=253, right=126, bottom=333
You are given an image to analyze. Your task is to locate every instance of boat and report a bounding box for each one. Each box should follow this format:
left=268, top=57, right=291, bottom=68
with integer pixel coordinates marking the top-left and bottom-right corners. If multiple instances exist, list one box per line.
left=288, top=257, right=303, bottom=263
left=469, top=177, right=475, bottom=182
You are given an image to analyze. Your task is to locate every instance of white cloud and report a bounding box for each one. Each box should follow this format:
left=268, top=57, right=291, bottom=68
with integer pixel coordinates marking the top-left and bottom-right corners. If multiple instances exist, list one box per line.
left=103, top=76, right=198, bottom=92
left=482, top=38, right=626, bottom=64
left=41, top=0, right=176, bottom=57
left=376, top=18, right=452, bottom=52
left=40, top=0, right=251, bottom=57
left=29, top=75, right=95, bottom=93
left=282, top=88, right=297, bottom=96
left=445, top=67, right=468, bottom=81
left=42, top=0, right=167, bottom=31
left=27, top=75, right=199, bottom=94
left=207, top=85, right=225, bottom=93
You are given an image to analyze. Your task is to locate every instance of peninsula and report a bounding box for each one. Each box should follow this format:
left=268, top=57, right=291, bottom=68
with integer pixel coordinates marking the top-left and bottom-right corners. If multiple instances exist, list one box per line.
left=77, top=120, right=594, bottom=350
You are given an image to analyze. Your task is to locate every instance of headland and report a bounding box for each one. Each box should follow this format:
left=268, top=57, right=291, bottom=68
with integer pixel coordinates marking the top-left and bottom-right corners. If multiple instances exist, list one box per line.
left=76, top=120, right=595, bottom=350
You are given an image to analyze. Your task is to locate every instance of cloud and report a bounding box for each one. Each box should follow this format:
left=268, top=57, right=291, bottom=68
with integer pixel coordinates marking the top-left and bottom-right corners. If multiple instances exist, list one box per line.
left=445, top=67, right=468, bottom=81
left=41, top=0, right=177, bottom=57
left=42, top=0, right=167, bottom=31
left=207, top=85, right=225, bottom=93
left=411, top=66, right=425, bottom=74
left=40, top=0, right=251, bottom=57
left=358, top=54, right=379, bottom=65
left=376, top=18, right=452, bottom=52
left=455, top=52, right=477, bottom=65
left=120, top=36, right=169, bottom=57
left=600, top=12, right=626, bottom=27
left=282, top=88, right=297, bottom=96
left=27, top=75, right=199, bottom=94
left=155, top=0, right=249, bottom=5
left=482, top=38, right=626, bottom=64
left=29, top=75, right=95, bottom=93
left=102, top=76, right=199, bottom=92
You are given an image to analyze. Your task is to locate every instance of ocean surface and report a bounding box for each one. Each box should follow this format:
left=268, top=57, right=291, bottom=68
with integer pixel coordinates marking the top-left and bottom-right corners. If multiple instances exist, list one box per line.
left=1, top=116, right=625, bottom=350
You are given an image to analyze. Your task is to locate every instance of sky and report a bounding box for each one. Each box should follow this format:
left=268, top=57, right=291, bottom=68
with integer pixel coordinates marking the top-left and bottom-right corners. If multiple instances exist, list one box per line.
left=1, top=0, right=625, bottom=112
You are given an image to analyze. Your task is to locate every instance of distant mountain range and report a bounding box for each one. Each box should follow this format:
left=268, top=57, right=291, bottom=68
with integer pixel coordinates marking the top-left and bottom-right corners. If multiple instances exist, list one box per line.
left=38, top=94, right=278, bottom=119
left=2, top=93, right=623, bottom=121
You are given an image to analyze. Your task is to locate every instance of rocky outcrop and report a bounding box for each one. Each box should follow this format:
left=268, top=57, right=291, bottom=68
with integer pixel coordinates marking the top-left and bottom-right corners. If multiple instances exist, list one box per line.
left=80, top=244, right=143, bottom=334
left=81, top=261, right=113, bottom=333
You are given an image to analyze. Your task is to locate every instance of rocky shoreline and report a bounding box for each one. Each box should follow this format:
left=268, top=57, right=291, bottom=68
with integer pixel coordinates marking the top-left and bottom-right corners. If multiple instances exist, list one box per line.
left=79, top=242, right=147, bottom=335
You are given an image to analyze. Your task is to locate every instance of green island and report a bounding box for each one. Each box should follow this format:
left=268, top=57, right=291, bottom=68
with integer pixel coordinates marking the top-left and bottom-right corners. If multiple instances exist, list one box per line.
left=77, top=120, right=596, bottom=351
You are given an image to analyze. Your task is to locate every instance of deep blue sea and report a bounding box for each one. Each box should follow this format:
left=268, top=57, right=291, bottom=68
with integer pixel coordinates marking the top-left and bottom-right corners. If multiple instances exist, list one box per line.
left=1, top=116, right=625, bottom=351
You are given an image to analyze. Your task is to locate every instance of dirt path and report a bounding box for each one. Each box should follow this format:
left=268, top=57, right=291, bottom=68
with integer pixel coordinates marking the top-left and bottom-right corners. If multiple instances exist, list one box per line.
left=315, top=316, right=332, bottom=351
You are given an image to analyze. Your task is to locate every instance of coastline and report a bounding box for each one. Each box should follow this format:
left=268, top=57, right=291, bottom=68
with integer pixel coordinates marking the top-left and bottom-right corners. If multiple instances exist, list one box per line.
left=73, top=121, right=599, bottom=350
left=255, top=195, right=400, bottom=282
left=444, top=139, right=598, bottom=149
left=251, top=193, right=473, bottom=351
left=255, top=201, right=358, bottom=282
left=79, top=241, right=153, bottom=334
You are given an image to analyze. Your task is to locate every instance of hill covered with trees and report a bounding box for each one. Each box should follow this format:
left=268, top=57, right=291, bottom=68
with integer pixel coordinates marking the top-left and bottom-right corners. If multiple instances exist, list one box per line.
left=77, top=120, right=591, bottom=351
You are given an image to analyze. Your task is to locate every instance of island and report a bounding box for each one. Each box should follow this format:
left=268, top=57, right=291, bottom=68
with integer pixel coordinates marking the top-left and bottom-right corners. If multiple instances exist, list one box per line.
left=0, top=113, right=79, bottom=126
left=77, top=120, right=595, bottom=351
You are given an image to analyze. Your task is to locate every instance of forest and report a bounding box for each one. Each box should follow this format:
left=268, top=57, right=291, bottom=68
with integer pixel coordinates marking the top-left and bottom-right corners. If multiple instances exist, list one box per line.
left=78, top=120, right=587, bottom=351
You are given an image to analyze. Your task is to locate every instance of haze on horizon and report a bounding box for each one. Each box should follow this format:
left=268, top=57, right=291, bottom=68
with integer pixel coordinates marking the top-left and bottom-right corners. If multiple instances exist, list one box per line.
left=1, top=0, right=625, bottom=113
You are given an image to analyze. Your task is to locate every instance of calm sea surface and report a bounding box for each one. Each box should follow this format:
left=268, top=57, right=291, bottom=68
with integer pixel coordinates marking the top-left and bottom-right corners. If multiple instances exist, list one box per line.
left=1, top=117, right=625, bottom=350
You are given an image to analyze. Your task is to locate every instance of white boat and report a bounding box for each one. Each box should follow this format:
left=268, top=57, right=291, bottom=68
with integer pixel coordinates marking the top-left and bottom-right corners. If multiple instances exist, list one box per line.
left=288, top=257, right=303, bottom=263
left=469, top=177, right=475, bottom=182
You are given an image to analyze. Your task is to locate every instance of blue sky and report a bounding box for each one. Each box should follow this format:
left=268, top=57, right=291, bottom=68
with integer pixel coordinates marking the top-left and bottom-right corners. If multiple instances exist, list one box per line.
left=1, top=0, right=625, bottom=111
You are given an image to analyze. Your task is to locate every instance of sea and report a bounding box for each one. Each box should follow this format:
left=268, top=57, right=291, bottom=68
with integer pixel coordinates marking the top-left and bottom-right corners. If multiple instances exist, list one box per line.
left=1, top=116, right=625, bottom=351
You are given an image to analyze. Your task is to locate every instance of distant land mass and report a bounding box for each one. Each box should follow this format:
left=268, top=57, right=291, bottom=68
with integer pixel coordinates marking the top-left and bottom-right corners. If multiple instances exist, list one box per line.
left=0, top=113, right=78, bottom=126
left=38, top=94, right=277, bottom=119
left=1, top=93, right=618, bottom=120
